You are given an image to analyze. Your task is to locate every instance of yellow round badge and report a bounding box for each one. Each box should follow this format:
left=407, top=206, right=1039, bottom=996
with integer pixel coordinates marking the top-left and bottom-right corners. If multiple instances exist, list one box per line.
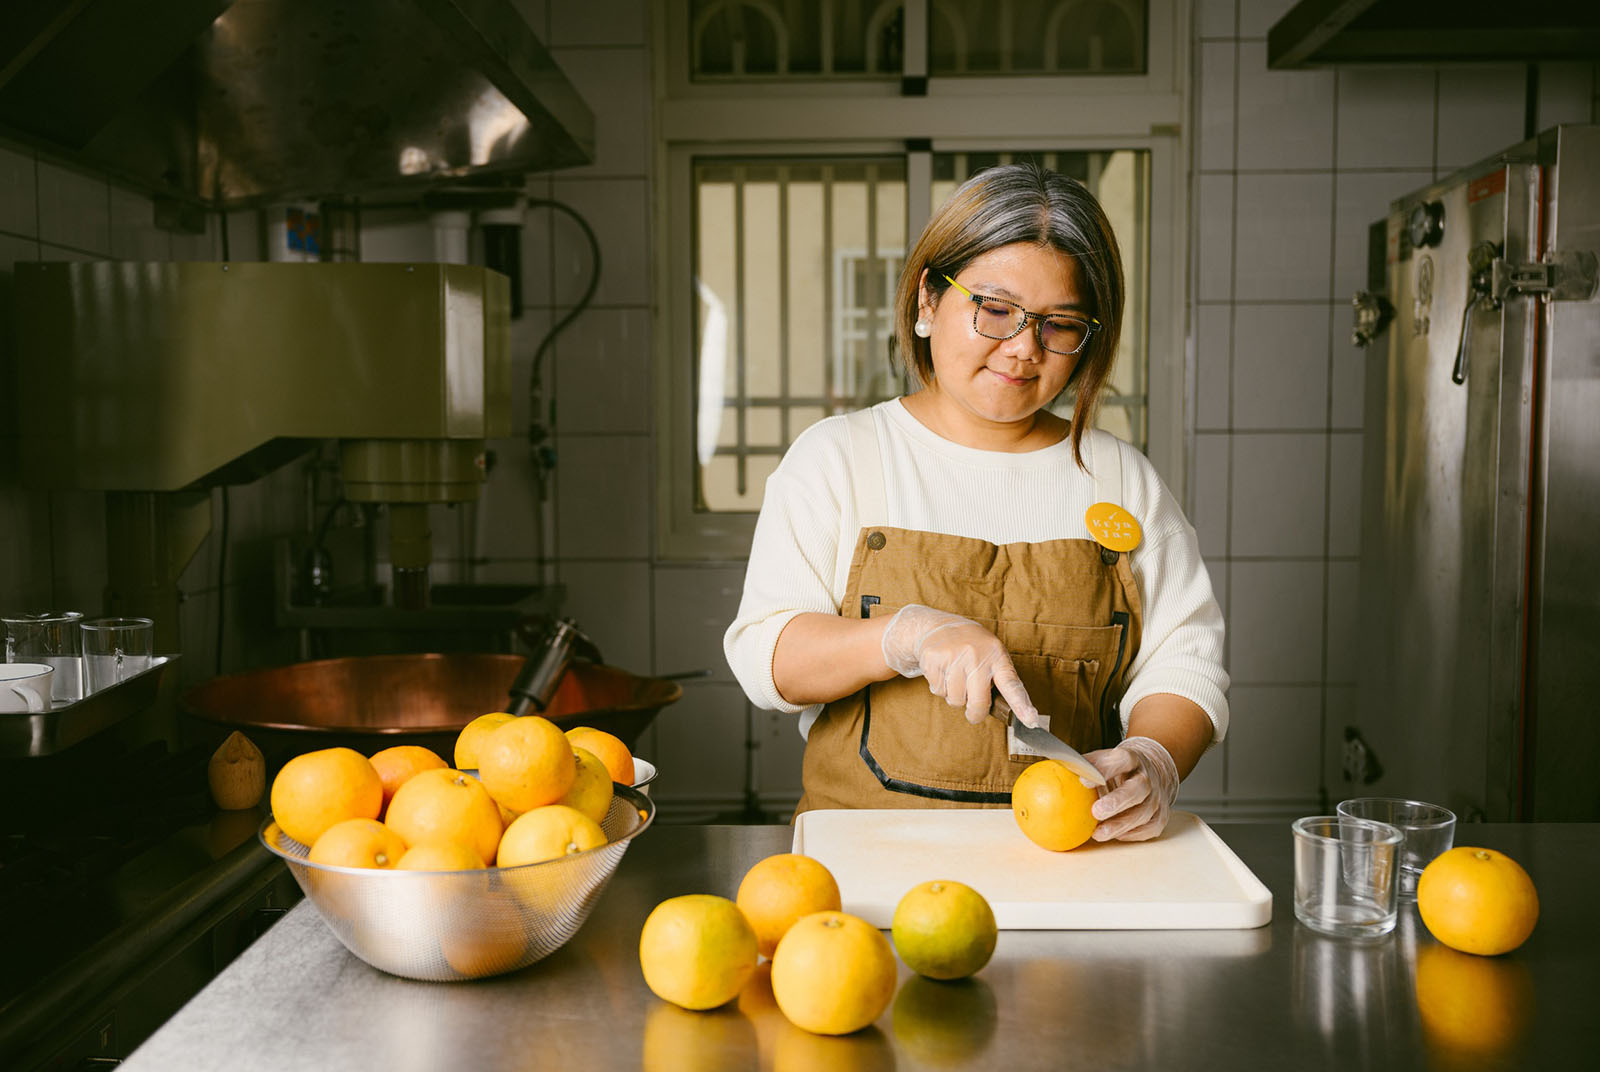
left=1084, top=502, right=1142, bottom=553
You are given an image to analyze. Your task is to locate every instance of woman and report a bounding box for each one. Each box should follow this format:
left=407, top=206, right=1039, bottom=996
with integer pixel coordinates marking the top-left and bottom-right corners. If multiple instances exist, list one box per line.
left=724, top=163, right=1227, bottom=841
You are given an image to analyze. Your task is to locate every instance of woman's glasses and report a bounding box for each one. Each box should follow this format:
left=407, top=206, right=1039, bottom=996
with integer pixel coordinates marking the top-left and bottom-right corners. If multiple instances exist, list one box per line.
left=942, top=274, right=1099, bottom=356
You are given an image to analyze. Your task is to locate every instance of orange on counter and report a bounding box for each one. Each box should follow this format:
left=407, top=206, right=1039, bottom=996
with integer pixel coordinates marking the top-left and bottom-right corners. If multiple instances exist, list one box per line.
left=566, top=725, right=635, bottom=786
left=1417, top=847, right=1540, bottom=956
left=308, top=818, right=407, bottom=870
left=639, top=894, right=759, bottom=1011
left=736, top=853, right=842, bottom=959
left=1012, top=758, right=1099, bottom=851
left=385, top=768, right=503, bottom=867
left=770, top=911, right=897, bottom=1036
left=478, top=715, right=576, bottom=814
left=891, top=880, right=997, bottom=980
left=270, top=747, right=383, bottom=847
left=368, top=745, right=448, bottom=816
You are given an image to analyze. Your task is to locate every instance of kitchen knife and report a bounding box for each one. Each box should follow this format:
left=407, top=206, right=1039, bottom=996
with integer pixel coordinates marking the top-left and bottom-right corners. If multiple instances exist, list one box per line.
left=993, top=695, right=1107, bottom=787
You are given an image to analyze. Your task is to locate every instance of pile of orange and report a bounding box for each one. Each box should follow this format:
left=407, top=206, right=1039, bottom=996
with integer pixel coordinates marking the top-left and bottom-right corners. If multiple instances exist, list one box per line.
left=269, top=718, right=642, bottom=875
left=639, top=853, right=1000, bottom=1040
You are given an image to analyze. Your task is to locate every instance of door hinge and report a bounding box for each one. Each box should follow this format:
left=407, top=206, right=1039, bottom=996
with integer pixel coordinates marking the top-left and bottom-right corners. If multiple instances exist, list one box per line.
left=1492, top=249, right=1599, bottom=303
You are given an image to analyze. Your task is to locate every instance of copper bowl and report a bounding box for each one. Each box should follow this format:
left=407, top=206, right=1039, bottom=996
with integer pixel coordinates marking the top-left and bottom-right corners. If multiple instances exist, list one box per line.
left=180, top=654, right=680, bottom=769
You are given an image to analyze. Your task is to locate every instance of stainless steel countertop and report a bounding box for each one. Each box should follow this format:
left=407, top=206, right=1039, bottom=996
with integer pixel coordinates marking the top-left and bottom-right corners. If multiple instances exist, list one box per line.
left=121, top=821, right=1598, bottom=1071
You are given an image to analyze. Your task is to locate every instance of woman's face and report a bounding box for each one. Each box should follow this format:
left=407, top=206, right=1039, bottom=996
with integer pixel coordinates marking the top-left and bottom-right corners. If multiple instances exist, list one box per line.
left=918, top=242, right=1089, bottom=430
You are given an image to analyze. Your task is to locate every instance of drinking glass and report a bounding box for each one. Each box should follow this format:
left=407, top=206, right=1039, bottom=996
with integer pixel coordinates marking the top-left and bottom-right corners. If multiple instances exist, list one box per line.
left=3, top=611, right=84, bottom=704
left=1336, top=798, right=1456, bottom=902
left=80, top=617, right=154, bottom=694
left=1292, top=815, right=1402, bottom=939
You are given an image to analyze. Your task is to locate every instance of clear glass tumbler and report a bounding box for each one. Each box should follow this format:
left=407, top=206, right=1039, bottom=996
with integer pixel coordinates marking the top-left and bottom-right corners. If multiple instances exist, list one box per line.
left=1292, top=815, right=1402, bottom=939
left=1336, top=798, right=1456, bottom=902
left=80, top=617, right=154, bottom=694
left=3, top=610, right=84, bottom=704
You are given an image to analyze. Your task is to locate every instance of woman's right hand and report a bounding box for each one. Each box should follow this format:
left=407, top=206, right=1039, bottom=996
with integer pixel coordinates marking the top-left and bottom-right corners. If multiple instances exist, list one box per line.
left=880, top=604, right=1041, bottom=727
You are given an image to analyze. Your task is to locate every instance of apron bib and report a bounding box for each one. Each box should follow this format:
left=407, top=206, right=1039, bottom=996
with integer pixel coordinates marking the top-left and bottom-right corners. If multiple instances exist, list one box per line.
left=795, top=414, right=1144, bottom=814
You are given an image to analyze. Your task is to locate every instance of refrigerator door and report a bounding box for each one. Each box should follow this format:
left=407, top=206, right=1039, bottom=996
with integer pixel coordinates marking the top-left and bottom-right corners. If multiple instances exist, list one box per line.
left=1355, top=153, right=1541, bottom=821
left=1529, top=125, right=1600, bottom=820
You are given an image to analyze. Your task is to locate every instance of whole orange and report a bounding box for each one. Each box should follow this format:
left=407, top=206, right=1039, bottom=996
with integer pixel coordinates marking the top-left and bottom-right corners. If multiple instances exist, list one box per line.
left=454, top=711, right=515, bottom=770
left=770, top=911, right=897, bottom=1036
left=497, top=804, right=607, bottom=867
left=396, top=840, right=487, bottom=871
left=385, top=767, right=504, bottom=867
left=639, top=894, right=759, bottom=1011
left=565, top=725, right=636, bottom=785
left=438, top=893, right=529, bottom=978
left=1011, top=759, right=1099, bottom=851
left=478, top=715, right=577, bottom=814
left=1417, top=846, right=1539, bottom=956
left=368, top=744, right=448, bottom=816
left=557, top=746, right=615, bottom=824
left=891, top=880, right=997, bottom=980
left=308, top=817, right=407, bottom=869
left=270, top=747, right=383, bottom=847
left=735, top=853, right=842, bottom=958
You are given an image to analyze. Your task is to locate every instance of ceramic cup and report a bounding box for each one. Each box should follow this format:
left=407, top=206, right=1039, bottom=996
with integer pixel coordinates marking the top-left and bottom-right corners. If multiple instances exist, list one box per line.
left=0, top=662, right=55, bottom=713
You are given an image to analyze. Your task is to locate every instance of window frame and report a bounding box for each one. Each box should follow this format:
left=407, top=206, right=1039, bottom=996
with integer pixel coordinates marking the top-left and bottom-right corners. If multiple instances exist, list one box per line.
left=654, top=0, right=1191, bottom=560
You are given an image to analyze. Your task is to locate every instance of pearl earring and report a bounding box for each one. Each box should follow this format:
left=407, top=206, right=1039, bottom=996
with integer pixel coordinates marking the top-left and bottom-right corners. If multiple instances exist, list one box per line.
left=914, top=318, right=932, bottom=338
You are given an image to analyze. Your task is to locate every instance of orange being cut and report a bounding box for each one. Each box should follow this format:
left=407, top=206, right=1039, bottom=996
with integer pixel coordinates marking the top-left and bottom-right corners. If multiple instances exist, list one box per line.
left=1011, top=758, right=1099, bottom=851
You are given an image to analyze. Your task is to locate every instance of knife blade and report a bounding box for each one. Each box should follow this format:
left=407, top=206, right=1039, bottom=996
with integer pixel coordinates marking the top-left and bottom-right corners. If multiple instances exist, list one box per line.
left=993, top=695, right=1107, bottom=787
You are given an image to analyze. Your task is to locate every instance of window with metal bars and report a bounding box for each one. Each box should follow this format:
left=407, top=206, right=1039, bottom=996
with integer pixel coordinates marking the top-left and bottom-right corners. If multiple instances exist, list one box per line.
left=694, top=158, right=908, bottom=512
left=693, top=149, right=1148, bottom=513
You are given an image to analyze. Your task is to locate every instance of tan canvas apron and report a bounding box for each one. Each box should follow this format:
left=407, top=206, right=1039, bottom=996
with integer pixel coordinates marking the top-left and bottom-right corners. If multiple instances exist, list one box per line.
left=795, top=413, right=1145, bottom=814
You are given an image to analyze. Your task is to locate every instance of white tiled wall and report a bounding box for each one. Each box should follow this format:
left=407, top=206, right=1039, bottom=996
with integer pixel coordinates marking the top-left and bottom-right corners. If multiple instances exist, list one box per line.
left=1184, top=0, right=1596, bottom=817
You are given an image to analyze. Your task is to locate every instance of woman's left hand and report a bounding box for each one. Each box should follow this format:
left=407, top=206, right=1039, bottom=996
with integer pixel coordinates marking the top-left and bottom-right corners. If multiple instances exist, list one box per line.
left=1083, top=736, right=1180, bottom=841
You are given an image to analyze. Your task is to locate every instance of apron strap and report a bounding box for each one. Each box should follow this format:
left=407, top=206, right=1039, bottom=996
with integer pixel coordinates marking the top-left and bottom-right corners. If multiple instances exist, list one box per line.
left=1087, top=429, right=1123, bottom=508
left=845, top=407, right=887, bottom=524
left=836, top=408, right=888, bottom=601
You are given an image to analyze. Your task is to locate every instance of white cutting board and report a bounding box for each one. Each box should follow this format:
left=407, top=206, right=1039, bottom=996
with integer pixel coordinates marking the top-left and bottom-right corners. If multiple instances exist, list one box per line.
left=791, top=809, right=1272, bottom=930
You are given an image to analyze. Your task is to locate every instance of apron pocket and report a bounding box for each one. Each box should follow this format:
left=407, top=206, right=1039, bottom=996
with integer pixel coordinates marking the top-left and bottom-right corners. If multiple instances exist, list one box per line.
left=1008, top=652, right=1100, bottom=758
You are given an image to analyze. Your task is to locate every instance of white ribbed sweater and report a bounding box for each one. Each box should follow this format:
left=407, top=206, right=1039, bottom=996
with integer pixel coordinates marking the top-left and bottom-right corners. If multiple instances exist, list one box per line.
left=723, top=400, right=1230, bottom=741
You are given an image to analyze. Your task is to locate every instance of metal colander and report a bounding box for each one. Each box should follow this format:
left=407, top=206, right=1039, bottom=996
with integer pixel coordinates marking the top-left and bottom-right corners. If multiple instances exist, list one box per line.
left=260, top=784, right=654, bottom=981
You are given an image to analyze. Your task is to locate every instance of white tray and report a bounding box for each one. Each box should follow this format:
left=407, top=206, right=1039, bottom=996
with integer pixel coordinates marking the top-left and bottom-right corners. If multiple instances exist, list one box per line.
left=792, top=808, right=1272, bottom=930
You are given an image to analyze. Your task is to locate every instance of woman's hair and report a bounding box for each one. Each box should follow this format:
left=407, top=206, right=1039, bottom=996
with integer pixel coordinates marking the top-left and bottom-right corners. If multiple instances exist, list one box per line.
left=892, top=162, right=1125, bottom=466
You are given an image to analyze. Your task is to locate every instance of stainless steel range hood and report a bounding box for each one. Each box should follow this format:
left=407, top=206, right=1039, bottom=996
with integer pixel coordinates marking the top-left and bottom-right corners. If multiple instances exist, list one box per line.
left=1269, top=0, right=1600, bottom=69
left=0, top=0, right=594, bottom=208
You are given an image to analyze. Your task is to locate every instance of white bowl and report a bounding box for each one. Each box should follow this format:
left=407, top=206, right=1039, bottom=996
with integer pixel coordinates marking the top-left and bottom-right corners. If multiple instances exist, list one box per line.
left=631, top=757, right=657, bottom=796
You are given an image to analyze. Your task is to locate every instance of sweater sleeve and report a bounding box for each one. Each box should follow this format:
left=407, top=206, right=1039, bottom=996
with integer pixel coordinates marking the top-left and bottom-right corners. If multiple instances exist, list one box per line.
left=723, top=420, right=854, bottom=716
left=1117, top=456, right=1230, bottom=744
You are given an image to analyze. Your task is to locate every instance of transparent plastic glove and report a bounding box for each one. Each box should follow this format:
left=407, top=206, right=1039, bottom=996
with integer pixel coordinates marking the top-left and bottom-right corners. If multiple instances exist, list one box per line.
left=1084, top=736, right=1180, bottom=842
left=880, top=604, right=1041, bottom=727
